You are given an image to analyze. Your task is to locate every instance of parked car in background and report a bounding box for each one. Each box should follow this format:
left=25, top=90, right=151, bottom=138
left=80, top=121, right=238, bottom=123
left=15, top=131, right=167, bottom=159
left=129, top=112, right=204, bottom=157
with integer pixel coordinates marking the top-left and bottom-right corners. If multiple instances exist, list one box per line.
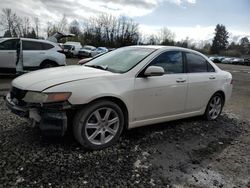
left=209, top=56, right=225, bottom=63
left=62, top=42, right=82, bottom=58
left=78, top=57, right=93, bottom=65
left=244, top=58, right=250, bottom=66
left=78, top=45, right=96, bottom=58
left=6, top=46, right=232, bottom=150
left=221, top=57, right=234, bottom=64
left=0, top=38, right=66, bottom=73
left=91, top=47, right=108, bottom=57
left=62, top=44, right=75, bottom=58
left=78, top=51, right=109, bottom=65
left=232, top=58, right=245, bottom=65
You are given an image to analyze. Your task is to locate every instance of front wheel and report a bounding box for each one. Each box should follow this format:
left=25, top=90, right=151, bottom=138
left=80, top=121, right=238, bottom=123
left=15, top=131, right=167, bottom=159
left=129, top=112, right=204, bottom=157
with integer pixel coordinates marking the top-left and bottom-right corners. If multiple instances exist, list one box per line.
left=204, top=93, right=223, bottom=120
left=73, top=100, right=124, bottom=150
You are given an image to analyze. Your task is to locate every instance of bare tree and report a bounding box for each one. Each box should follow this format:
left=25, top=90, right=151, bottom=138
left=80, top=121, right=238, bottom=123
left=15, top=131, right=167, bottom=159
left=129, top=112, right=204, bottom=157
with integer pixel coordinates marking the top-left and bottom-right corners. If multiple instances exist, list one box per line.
left=33, top=17, right=40, bottom=38
left=0, top=8, right=17, bottom=37
left=57, top=15, right=68, bottom=33
left=159, top=27, right=175, bottom=45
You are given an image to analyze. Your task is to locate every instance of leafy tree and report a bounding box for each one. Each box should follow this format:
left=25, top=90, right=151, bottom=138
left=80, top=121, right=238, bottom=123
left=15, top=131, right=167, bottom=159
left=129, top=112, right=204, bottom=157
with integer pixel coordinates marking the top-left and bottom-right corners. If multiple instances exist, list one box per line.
left=240, top=37, right=250, bottom=55
left=211, top=24, right=229, bottom=54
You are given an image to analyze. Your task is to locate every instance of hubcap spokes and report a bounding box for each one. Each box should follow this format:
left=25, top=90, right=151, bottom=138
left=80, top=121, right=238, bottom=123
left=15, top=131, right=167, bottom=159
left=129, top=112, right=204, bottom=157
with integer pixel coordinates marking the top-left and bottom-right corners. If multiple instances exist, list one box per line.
left=85, top=108, right=119, bottom=145
left=209, top=96, right=222, bottom=119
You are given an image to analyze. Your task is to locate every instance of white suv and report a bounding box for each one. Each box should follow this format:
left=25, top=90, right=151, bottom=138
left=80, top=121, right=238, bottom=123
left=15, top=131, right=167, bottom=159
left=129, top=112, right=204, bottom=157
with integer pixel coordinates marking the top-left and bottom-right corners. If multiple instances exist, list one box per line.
left=0, top=38, right=66, bottom=73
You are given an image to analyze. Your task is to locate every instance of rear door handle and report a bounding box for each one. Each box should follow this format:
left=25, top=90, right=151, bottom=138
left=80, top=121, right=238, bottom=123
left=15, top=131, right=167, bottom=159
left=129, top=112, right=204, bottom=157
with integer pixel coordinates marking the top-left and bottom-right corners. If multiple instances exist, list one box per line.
left=176, top=78, right=186, bottom=83
left=209, top=75, right=216, bottom=80
left=39, top=52, right=45, bottom=54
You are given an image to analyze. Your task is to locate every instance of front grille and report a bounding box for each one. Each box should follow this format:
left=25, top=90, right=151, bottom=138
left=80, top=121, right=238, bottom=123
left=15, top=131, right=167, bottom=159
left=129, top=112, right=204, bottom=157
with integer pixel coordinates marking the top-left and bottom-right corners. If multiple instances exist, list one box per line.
left=10, top=87, right=27, bottom=106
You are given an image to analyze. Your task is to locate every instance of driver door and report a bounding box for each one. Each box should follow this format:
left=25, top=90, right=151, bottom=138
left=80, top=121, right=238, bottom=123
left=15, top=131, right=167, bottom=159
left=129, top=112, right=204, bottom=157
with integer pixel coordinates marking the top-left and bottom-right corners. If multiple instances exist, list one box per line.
left=133, top=51, right=188, bottom=122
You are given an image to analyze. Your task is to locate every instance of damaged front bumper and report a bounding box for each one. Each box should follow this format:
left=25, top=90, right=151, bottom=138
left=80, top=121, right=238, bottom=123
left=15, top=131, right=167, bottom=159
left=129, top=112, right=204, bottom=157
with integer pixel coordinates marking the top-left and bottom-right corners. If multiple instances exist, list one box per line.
left=5, top=93, right=71, bottom=136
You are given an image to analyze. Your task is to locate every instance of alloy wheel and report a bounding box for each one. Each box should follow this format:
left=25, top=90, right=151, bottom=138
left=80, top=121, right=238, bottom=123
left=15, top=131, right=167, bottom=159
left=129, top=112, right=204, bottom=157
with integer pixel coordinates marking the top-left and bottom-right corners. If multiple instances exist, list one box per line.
left=208, top=95, right=222, bottom=120
left=84, top=107, right=120, bottom=145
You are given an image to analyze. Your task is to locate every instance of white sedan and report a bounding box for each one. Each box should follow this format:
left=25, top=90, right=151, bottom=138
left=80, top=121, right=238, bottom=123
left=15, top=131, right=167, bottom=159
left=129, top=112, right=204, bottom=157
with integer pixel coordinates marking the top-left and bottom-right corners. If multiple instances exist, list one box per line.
left=6, top=46, right=233, bottom=150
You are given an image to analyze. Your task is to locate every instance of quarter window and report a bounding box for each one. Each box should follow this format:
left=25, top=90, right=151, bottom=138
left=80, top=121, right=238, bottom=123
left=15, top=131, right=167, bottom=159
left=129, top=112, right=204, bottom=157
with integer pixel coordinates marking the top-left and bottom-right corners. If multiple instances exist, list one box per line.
left=42, top=43, right=54, bottom=50
left=186, top=53, right=214, bottom=73
left=23, top=41, right=43, bottom=50
left=149, top=51, right=183, bottom=74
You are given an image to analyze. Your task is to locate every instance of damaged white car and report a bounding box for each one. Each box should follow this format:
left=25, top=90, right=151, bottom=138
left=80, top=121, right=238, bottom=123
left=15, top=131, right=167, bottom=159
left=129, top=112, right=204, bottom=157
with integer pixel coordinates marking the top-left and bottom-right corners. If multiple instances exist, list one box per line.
left=5, top=46, right=233, bottom=150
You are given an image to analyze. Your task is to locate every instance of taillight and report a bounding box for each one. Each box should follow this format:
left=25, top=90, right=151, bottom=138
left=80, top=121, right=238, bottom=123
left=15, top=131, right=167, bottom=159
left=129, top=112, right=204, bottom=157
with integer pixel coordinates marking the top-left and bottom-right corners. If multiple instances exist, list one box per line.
left=57, top=46, right=64, bottom=53
left=57, top=49, right=64, bottom=53
left=230, top=79, right=233, bottom=85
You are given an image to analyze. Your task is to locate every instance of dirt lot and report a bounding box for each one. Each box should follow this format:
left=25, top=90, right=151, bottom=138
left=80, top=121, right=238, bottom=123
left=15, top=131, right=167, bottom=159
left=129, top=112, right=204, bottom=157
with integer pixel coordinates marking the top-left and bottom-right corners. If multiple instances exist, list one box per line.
left=0, top=60, right=250, bottom=187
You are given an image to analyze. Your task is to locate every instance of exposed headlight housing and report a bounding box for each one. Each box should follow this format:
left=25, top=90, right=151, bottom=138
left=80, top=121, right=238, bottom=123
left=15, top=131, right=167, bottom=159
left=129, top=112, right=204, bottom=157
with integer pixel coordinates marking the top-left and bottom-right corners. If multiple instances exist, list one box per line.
left=23, top=92, right=71, bottom=103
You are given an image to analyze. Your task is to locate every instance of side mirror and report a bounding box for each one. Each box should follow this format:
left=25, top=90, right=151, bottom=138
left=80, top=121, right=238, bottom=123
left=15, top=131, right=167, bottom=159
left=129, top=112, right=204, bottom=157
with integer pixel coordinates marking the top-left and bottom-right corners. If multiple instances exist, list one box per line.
left=144, top=66, right=165, bottom=77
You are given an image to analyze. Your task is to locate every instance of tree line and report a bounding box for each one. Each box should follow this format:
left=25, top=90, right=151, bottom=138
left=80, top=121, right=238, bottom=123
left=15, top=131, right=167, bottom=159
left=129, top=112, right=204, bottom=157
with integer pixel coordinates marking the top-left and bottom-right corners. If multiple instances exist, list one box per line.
left=0, top=8, right=249, bottom=56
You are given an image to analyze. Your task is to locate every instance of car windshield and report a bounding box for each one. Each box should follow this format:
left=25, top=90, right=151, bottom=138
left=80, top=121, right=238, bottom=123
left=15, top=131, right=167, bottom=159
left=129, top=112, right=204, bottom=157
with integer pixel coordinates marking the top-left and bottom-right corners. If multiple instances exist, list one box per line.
left=63, top=45, right=73, bottom=50
left=85, top=47, right=156, bottom=73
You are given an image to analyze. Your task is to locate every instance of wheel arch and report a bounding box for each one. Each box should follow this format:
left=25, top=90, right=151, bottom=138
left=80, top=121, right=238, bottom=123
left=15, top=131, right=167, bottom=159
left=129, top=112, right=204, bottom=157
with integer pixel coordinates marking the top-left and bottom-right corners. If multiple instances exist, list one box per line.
left=88, top=96, right=129, bottom=130
left=212, top=90, right=225, bottom=106
left=72, top=96, right=129, bottom=130
left=40, top=59, right=59, bottom=68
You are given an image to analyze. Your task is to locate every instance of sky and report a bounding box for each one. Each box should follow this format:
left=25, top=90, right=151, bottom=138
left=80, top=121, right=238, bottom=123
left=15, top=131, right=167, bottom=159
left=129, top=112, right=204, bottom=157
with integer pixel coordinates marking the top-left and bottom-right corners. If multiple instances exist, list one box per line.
left=0, top=0, right=249, bottom=43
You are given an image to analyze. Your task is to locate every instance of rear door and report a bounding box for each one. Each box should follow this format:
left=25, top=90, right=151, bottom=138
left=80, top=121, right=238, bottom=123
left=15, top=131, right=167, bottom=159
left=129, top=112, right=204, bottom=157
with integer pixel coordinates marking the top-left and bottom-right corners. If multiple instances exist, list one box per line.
left=0, top=39, right=18, bottom=72
left=22, top=40, right=45, bottom=68
left=185, top=52, right=217, bottom=112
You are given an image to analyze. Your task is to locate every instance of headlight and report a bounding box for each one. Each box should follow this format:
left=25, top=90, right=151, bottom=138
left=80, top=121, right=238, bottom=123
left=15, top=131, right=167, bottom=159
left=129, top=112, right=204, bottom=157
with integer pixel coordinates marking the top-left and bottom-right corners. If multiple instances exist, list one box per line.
left=23, top=92, right=71, bottom=103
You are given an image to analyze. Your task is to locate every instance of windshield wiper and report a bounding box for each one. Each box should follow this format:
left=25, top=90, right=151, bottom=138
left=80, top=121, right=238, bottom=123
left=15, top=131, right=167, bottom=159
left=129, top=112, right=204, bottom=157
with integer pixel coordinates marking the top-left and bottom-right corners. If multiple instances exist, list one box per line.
left=85, top=64, right=108, bottom=71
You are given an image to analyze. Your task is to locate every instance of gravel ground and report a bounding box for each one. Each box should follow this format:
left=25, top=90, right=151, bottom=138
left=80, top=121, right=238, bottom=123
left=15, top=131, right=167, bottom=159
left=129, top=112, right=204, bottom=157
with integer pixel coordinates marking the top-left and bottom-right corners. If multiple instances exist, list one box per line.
left=1, top=62, right=250, bottom=187
left=0, top=97, right=250, bottom=187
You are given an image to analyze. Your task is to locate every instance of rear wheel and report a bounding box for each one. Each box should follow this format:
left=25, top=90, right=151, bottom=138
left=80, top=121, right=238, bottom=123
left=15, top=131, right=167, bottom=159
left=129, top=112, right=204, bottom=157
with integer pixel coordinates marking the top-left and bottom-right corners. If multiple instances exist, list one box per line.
left=73, top=100, right=124, bottom=150
left=204, top=93, right=223, bottom=120
left=40, top=61, right=57, bottom=69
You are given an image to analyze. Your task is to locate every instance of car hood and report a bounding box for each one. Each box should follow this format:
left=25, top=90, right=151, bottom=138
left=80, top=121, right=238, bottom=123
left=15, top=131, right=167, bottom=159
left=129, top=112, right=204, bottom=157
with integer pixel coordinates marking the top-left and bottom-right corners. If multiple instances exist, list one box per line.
left=12, top=65, right=116, bottom=91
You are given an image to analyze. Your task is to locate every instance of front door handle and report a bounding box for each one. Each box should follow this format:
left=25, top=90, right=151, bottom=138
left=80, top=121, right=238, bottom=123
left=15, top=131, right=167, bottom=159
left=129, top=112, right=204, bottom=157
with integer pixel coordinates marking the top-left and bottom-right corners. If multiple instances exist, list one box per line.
left=176, top=78, right=186, bottom=83
left=209, top=75, right=216, bottom=80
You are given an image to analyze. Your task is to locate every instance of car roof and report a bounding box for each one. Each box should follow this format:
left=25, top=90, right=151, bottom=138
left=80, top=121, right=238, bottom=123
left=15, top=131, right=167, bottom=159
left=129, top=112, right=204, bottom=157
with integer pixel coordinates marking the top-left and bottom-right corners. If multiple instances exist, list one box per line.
left=0, top=37, right=57, bottom=45
left=130, top=45, right=202, bottom=54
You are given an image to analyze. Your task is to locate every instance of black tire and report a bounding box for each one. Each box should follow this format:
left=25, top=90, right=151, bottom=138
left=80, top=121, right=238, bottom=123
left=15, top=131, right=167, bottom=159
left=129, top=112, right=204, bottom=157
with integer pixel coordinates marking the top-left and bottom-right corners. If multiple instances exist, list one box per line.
left=204, top=93, right=224, bottom=120
left=73, top=100, right=124, bottom=150
left=40, top=61, right=57, bottom=69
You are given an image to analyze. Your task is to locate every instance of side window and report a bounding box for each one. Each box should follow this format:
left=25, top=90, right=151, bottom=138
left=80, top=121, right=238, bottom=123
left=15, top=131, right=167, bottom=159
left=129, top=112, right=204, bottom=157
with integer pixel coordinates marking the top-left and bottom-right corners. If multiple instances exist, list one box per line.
left=186, top=53, right=208, bottom=73
left=0, top=39, right=18, bottom=50
left=149, top=51, right=183, bottom=74
left=23, top=41, right=43, bottom=50
left=42, top=43, right=54, bottom=50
